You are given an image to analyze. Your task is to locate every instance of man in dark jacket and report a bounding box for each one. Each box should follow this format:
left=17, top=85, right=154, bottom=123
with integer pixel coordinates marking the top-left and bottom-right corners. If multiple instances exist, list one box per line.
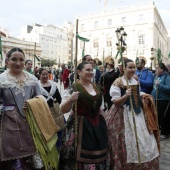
left=102, top=63, right=119, bottom=110
left=136, top=59, right=154, bottom=94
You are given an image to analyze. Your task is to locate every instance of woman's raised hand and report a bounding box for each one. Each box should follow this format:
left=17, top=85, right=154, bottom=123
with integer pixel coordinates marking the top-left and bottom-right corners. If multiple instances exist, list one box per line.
left=125, top=88, right=132, bottom=97
left=69, top=92, right=79, bottom=102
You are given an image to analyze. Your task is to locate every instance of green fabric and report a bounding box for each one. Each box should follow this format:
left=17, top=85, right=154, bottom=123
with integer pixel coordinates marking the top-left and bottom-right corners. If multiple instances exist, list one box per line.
left=157, top=48, right=162, bottom=63
left=76, top=34, right=90, bottom=42
left=35, top=55, right=41, bottom=61
left=76, top=35, right=89, bottom=58
left=26, top=105, right=58, bottom=170
left=168, top=52, right=170, bottom=58
left=0, top=37, right=3, bottom=60
left=24, top=69, right=33, bottom=74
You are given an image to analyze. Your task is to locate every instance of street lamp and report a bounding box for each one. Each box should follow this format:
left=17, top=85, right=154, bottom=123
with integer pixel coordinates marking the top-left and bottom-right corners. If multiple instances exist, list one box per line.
left=115, top=27, right=127, bottom=54
left=150, top=47, right=162, bottom=69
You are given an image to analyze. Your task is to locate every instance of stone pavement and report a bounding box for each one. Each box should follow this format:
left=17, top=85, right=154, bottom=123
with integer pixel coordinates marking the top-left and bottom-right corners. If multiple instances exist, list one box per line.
left=160, top=137, right=170, bottom=170
left=57, top=81, right=170, bottom=169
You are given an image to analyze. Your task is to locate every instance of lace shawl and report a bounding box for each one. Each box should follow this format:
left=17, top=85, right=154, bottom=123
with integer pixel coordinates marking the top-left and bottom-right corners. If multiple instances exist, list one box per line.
left=38, top=80, right=57, bottom=101
left=0, top=70, right=38, bottom=97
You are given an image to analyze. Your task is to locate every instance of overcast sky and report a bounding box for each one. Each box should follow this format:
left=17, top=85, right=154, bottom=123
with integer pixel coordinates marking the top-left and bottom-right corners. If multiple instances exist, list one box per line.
left=0, top=0, right=170, bottom=36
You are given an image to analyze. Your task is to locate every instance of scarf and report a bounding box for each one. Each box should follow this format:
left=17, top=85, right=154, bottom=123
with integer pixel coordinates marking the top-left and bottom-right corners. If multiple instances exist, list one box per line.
left=39, top=80, right=57, bottom=101
left=25, top=96, right=59, bottom=170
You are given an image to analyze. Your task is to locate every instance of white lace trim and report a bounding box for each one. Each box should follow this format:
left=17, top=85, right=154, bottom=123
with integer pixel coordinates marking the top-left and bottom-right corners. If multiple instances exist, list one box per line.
left=0, top=70, right=38, bottom=97
left=123, top=105, right=159, bottom=163
left=38, top=80, right=57, bottom=101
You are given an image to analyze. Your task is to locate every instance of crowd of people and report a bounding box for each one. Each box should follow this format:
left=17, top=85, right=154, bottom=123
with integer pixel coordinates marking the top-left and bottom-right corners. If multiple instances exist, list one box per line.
left=0, top=47, right=170, bottom=170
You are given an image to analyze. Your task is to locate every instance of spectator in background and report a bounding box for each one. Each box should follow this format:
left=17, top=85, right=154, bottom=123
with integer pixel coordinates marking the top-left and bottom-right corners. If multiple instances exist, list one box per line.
left=165, top=63, right=170, bottom=73
left=101, top=63, right=119, bottom=110
left=91, top=59, right=101, bottom=84
left=136, top=58, right=154, bottom=94
left=82, top=54, right=93, bottom=64
left=25, top=60, right=33, bottom=74
left=61, top=64, right=70, bottom=89
left=54, top=70, right=59, bottom=83
left=151, top=63, right=170, bottom=140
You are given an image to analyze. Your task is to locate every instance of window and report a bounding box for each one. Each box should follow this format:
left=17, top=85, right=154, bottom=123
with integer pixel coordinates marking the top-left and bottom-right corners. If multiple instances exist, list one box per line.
left=93, top=41, right=99, bottom=48
left=107, top=41, right=112, bottom=47
left=94, top=21, right=98, bottom=29
left=107, top=19, right=112, bottom=26
left=138, top=34, right=145, bottom=45
left=122, top=17, right=126, bottom=23
left=81, top=24, right=85, bottom=31
left=107, top=38, right=112, bottom=47
left=139, top=14, right=144, bottom=22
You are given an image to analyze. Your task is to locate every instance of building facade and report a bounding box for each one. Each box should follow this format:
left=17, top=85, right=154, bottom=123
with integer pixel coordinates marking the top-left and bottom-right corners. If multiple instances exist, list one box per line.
left=20, top=23, right=71, bottom=65
left=0, top=31, right=42, bottom=68
left=77, top=1, right=169, bottom=68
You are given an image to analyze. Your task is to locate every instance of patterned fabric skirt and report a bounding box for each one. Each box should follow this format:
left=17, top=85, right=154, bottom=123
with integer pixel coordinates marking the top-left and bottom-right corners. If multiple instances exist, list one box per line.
left=0, top=156, right=45, bottom=170
left=59, top=115, right=109, bottom=170
left=104, top=105, right=159, bottom=170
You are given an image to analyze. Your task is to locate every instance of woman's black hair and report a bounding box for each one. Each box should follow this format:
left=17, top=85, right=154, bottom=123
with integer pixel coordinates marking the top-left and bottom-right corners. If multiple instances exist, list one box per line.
left=25, top=59, right=32, bottom=65
left=158, top=63, right=168, bottom=72
left=6, top=48, right=25, bottom=58
left=38, top=68, right=48, bottom=75
left=124, top=59, right=134, bottom=68
left=82, top=55, right=91, bottom=62
left=77, top=62, right=89, bottom=71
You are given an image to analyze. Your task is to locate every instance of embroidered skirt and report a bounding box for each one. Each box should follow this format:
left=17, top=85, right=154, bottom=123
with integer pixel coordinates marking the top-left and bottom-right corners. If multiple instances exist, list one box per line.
left=105, top=105, right=159, bottom=170
left=59, top=114, right=110, bottom=170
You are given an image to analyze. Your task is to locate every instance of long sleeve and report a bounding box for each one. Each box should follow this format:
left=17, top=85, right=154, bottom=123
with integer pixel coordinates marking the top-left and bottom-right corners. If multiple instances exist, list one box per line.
left=139, top=72, right=154, bottom=87
left=33, top=82, right=41, bottom=97
left=158, top=75, right=170, bottom=92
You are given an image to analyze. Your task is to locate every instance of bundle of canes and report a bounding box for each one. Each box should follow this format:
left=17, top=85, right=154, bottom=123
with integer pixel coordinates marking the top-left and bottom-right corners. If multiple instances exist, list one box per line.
left=115, top=29, right=142, bottom=170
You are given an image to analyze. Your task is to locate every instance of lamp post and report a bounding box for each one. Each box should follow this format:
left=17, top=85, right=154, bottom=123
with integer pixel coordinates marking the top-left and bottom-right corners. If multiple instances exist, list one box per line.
left=150, top=47, right=155, bottom=70
left=115, top=26, right=127, bottom=53
left=150, top=47, right=162, bottom=69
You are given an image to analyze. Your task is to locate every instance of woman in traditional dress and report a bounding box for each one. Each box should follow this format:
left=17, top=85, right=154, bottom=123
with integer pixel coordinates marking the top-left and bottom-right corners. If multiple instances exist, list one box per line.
left=0, top=48, right=43, bottom=169
left=38, top=68, right=65, bottom=150
left=59, top=62, right=109, bottom=170
left=107, top=59, right=159, bottom=170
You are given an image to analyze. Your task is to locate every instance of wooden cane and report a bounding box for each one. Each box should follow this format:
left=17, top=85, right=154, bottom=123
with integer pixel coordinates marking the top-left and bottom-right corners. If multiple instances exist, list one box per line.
left=74, top=18, right=79, bottom=170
